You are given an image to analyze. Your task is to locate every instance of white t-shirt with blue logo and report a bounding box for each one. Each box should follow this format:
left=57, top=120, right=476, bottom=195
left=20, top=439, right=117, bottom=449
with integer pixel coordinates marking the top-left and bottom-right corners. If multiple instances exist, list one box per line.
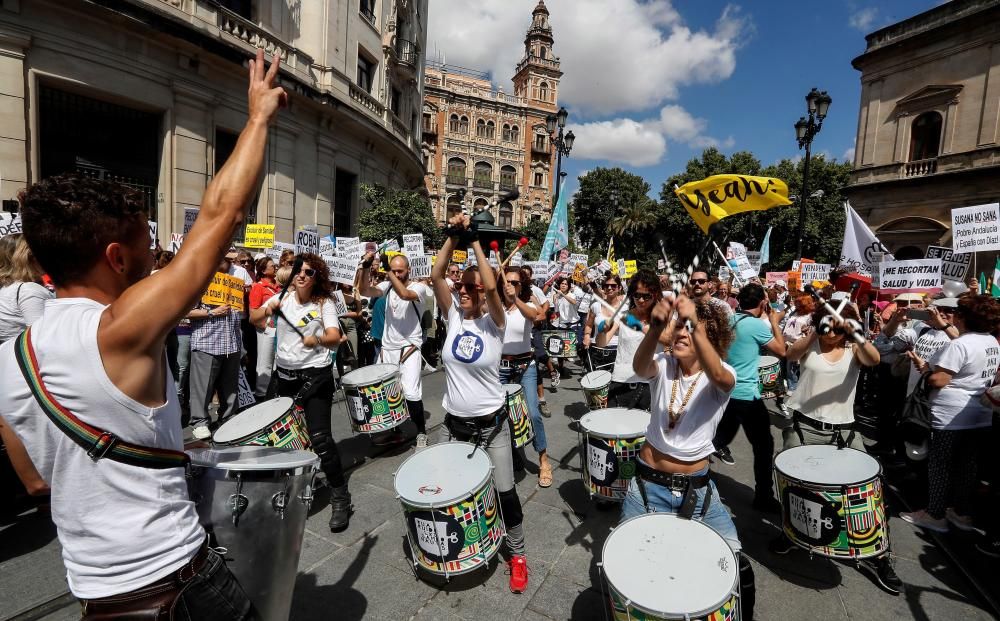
left=442, top=304, right=505, bottom=418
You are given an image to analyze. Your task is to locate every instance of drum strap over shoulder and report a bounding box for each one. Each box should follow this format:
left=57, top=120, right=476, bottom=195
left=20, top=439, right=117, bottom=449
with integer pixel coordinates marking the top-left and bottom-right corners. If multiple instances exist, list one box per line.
left=13, top=328, right=190, bottom=470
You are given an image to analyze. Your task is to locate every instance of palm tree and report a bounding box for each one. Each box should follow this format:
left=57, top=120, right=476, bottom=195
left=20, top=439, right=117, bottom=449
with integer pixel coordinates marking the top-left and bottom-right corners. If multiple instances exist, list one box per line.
left=610, top=199, right=657, bottom=238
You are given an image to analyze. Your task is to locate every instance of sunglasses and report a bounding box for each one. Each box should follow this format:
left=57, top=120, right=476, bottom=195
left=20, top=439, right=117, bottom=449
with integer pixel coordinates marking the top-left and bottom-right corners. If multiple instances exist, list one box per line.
left=455, top=282, right=484, bottom=293
left=689, top=278, right=708, bottom=285
left=632, top=292, right=654, bottom=302
left=298, top=268, right=316, bottom=278
left=508, top=280, right=522, bottom=286
left=603, top=283, right=619, bottom=289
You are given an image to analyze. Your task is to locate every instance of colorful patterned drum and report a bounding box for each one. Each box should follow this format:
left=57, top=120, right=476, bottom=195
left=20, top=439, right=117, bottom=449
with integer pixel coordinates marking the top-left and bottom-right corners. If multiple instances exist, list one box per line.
left=774, top=445, right=887, bottom=559
left=579, top=408, right=650, bottom=501
left=505, top=384, right=534, bottom=448
left=602, top=513, right=741, bottom=620
left=212, top=397, right=311, bottom=449
left=542, top=329, right=577, bottom=358
left=341, top=364, right=410, bottom=434
left=580, top=370, right=612, bottom=410
left=757, top=355, right=783, bottom=399
left=394, top=442, right=506, bottom=578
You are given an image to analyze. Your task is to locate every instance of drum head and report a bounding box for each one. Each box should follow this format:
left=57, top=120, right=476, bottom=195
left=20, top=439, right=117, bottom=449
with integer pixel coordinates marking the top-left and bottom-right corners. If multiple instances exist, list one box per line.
left=504, top=384, right=523, bottom=398
left=213, top=398, right=294, bottom=443
left=187, top=446, right=318, bottom=470
left=580, top=408, right=650, bottom=439
left=580, top=370, right=612, bottom=390
left=395, top=442, right=492, bottom=507
left=603, top=513, right=737, bottom=617
left=342, top=364, right=398, bottom=387
left=759, top=355, right=780, bottom=367
left=774, top=445, right=880, bottom=485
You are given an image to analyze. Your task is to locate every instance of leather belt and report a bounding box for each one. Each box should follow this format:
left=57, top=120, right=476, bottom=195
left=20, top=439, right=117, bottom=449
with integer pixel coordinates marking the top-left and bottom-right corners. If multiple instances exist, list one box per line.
left=794, top=411, right=853, bottom=432
left=636, top=461, right=711, bottom=491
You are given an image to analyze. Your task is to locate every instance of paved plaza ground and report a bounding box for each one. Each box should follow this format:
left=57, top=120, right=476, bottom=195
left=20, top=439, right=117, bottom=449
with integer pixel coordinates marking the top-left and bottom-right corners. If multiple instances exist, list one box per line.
left=1, top=362, right=997, bottom=620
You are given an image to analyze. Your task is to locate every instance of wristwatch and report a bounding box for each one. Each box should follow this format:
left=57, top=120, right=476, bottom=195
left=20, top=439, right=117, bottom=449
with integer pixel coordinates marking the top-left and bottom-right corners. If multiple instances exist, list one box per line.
left=944, top=322, right=955, bottom=331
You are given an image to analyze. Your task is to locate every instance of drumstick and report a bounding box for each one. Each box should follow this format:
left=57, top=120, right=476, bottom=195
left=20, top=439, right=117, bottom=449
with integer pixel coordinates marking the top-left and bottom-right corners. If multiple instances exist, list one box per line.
left=489, top=240, right=502, bottom=269
left=498, top=238, right=530, bottom=271
left=804, top=284, right=865, bottom=344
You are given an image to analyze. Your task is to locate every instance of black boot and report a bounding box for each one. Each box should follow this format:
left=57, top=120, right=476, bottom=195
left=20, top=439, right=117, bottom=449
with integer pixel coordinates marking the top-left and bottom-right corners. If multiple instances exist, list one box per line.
left=329, top=485, right=352, bottom=532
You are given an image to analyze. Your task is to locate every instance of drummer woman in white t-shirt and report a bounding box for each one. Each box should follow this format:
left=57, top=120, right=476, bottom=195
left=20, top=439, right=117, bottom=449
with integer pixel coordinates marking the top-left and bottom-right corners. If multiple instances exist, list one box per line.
left=583, top=272, right=625, bottom=371
left=607, top=270, right=670, bottom=410
left=251, top=253, right=351, bottom=532
left=621, top=294, right=758, bottom=618
left=431, top=216, right=530, bottom=594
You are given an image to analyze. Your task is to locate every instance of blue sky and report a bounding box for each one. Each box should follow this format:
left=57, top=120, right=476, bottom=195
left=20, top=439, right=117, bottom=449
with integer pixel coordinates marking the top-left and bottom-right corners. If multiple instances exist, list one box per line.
left=428, top=0, right=946, bottom=198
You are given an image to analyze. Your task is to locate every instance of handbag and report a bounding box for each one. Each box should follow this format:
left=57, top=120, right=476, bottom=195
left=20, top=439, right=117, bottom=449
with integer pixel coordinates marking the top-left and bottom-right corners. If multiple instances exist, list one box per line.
left=899, top=373, right=933, bottom=441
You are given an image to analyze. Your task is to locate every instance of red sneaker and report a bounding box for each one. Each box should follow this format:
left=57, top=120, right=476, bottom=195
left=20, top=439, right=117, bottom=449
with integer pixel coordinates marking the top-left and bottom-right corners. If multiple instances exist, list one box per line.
left=508, top=555, right=528, bottom=593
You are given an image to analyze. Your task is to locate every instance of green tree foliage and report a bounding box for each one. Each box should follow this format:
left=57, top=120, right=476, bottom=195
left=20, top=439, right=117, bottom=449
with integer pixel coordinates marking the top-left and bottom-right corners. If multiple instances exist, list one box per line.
left=572, top=167, right=661, bottom=267
left=513, top=217, right=550, bottom=260
left=658, top=148, right=852, bottom=272
left=358, top=184, right=443, bottom=248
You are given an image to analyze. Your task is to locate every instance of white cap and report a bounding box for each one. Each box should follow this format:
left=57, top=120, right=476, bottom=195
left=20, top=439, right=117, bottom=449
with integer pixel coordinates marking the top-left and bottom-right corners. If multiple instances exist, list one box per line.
left=831, top=291, right=850, bottom=301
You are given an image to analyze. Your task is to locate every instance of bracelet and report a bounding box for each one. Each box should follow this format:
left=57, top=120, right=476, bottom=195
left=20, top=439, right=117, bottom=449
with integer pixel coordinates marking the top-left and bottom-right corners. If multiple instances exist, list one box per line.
left=944, top=323, right=955, bottom=331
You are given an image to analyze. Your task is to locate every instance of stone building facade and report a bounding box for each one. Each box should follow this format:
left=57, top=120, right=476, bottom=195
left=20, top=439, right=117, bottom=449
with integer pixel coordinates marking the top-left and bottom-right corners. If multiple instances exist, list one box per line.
left=844, top=0, right=1000, bottom=271
left=0, top=0, right=427, bottom=244
left=421, top=0, right=561, bottom=228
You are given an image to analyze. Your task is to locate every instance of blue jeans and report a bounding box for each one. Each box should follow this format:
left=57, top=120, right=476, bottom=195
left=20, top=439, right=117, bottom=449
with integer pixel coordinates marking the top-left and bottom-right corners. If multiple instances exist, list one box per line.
left=620, top=464, right=742, bottom=552
left=500, top=361, right=547, bottom=453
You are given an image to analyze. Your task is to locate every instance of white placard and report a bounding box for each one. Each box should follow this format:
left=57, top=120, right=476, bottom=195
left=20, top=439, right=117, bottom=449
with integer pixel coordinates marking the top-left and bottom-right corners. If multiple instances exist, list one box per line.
left=319, top=236, right=335, bottom=256
left=510, top=253, right=524, bottom=267
left=729, top=255, right=756, bottom=280
left=925, top=246, right=971, bottom=283
left=617, top=259, right=627, bottom=278
left=381, top=238, right=401, bottom=253
left=403, top=234, right=424, bottom=258
left=952, top=203, right=1000, bottom=253
left=169, top=233, right=184, bottom=253
left=877, top=259, right=942, bottom=294
left=295, top=227, right=319, bottom=255
left=183, top=208, right=199, bottom=234
left=599, top=260, right=612, bottom=274
left=337, top=237, right=362, bottom=262
left=467, top=249, right=477, bottom=266
left=747, top=250, right=762, bottom=275
left=570, top=253, right=588, bottom=267
left=791, top=260, right=801, bottom=271
left=148, top=221, right=158, bottom=250
left=800, top=263, right=831, bottom=285
left=237, top=369, right=256, bottom=409
left=728, top=242, right=747, bottom=258
left=329, top=257, right=359, bottom=286
left=718, top=265, right=731, bottom=282
left=0, top=214, right=23, bottom=238
left=331, top=290, right=349, bottom=316
left=410, top=255, right=432, bottom=278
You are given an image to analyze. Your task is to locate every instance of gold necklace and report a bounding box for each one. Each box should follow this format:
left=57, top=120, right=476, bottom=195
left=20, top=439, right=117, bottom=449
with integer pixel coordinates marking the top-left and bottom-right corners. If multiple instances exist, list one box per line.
left=667, top=361, right=702, bottom=430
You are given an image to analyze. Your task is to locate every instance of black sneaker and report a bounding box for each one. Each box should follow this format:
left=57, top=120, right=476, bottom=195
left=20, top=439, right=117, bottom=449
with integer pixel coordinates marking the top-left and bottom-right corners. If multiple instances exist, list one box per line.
left=714, top=447, right=736, bottom=466
left=768, top=533, right=796, bottom=555
left=861, top=557, right=903, bottom=595
left=976, top=536, right=1000, bottom=558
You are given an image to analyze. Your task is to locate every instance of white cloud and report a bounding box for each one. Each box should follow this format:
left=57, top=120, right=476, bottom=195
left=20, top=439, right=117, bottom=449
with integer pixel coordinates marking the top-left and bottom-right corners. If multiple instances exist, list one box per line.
left=427, top=0, right=750, bottom=117
left=570, top=118, right=667, bottom=167
left=842, top=147, right=856, bottom=162
left=848, top=7, right=879, bottom=31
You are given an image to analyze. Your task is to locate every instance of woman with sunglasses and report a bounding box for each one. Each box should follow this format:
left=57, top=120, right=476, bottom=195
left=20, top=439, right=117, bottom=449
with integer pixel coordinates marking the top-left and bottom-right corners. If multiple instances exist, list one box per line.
left=584, top=272, right=625, bottom=371
left=607, top=270, right=670, bottom=410
left=500, top=266, right=552, bottom=488
left=546, top=276, right=578, bottom=385
left=251, top=253, right=352, bottom=532
left=431, top=216, right=530, bottom=594
left=249, top=256, right=280, bottom=397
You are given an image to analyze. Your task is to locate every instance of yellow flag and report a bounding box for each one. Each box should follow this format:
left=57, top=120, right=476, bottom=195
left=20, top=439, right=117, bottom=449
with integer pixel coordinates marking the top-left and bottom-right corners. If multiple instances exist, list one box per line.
left=674, top=175, right=792, bottom=234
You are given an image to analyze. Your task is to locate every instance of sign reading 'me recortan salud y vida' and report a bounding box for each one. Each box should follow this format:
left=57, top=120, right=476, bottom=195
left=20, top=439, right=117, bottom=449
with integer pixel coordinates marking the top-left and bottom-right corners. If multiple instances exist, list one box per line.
left=877, top=259, right=942, bottom=295
left=952, top=203, right=1000, bottom=253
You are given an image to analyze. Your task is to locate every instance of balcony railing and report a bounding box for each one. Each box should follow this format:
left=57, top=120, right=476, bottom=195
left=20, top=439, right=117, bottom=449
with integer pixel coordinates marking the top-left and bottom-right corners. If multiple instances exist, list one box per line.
left=903, top=158, right=937, bottom=178
left=359, top=4, right=376, bottom=26
left=446, top=175, right=466, bottom=186
left=499, top=180, right=517, bottom=192
left=422, top=117, right=438, bottom=135
left=473, top=177, right=492, bottom=190
left=349, top=82, right=384, bottom=116
left=216, top=6, right=313, bottom=73
left=531, top=141, right=549, bottom=155
left=395, top=39, right=418, bottom=67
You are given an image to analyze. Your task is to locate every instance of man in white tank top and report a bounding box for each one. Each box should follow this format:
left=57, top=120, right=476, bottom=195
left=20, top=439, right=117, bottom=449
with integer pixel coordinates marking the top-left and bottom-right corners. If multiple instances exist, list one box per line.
left=0, top=50, right=286, bottom=618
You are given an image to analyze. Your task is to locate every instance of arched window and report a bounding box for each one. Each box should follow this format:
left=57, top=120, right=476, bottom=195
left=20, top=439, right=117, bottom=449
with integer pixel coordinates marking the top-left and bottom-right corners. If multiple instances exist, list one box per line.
left=485, top=121, right=495, bottom=139
left=910, top=111, right=943, bottom=161
left=474, top=162, right=492, bottom=189
left=499, top=201, right=513, bottom=229
left=446, top=194, right=464, bottom=220
left=502, top=124, right=512, bottom=142
left=449, top=114, right=460, bottom=133
left=539, top=81, right=549, bottom=102
left=500, top=165, right=517, bottom=191
left=473, top=197, right=489, bottom=212
left=458, top=116, right=469, bottom=134
left=476, top=119, right=487, bottom=138
left=447, top=157, right=466, bottom=185
left=510, top=125, right=519, bottom=143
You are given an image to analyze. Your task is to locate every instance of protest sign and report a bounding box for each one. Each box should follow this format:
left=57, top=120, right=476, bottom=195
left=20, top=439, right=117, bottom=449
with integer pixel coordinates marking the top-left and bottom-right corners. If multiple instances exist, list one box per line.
left=169, top=233, right=184, bottom=253
left=786, top=271, right=802, bottom=292
left=403, top=234, right=424, bottom=258
left=617, top=259, right=626, bottom=278
left=319, top=236, right=335, bottom=256
left=237, top=369, right=255, bottom=409
left=332, top=290, right=349, bottom=316
left=925, top=245, right=971, bottom=283
left=877, top=259, right=942, bottom=294
left=183, top=208, right=199, bottom=234
left=148, top=221, right=157, bottom=250
left=718, top=265, right=731, bottom=282
left=657, top=259, right=666, bottom=271
left=572, top=264, right=587, bottom=284
left=337, top=237, right=361, bottom=262
left=410, top=255, right=431, bottom=278
left=0, top=214, right=23, bottom=238
left=451, top=249, right=468, bottom=263
left=510, top=253, right=524, bottom=267
left=244, top=224, right=275, bottom=249
left=570, top=253, right=588, bottom=267
left=201, top=272, right=246, bottom=311
left=800, top=263, right=831, bottom=286
left=747, top=251, right=762, bottom=275
left=329, top=257, right=358, bottom=286
left=729, top=254, right=756, bottom=280
left=766, top=272, right=788, bottom=286
left=624, top=260, right=638, bottom=278
left=295, top=227, right=319, bottom=255
left=599, top=260, right=612, bottom=274
left=952, top=203, right=1000, bottom=253
left=381, top=238, right=401, bottom=253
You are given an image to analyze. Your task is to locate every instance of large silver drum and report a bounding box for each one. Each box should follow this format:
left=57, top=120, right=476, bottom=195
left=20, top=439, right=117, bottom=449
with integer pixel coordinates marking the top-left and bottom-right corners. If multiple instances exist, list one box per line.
left=187, top=446, right=319, bottom=621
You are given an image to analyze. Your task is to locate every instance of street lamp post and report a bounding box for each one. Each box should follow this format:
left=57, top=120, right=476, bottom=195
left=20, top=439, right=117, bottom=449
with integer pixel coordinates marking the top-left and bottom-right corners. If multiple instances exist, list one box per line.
left=794, top=87, right=832, bottom=260
left=546, top=106, right=575, bottom=206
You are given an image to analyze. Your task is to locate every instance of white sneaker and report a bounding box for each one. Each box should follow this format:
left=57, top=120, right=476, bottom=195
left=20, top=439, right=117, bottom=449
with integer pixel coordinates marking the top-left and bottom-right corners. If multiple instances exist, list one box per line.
left=415, top=433, right=429, bottom=451
left=192, top=425, right=211, bottom=440
left=946, top=508, right=984, bottom=535
left=900, top=509, right=948, bottom=533
left=778, top=403, right=793, bottom=419
left=423, top=364, right=437, bottom=374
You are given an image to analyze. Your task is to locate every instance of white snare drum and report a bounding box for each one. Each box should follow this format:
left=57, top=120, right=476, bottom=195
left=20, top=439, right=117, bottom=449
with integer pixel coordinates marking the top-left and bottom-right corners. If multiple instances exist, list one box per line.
left=579, top=408, right=650, bottom=501
left=394, top=442, right=506, bottom=579
left=774, top=445, right=887, bottom=559
left=213, top=397, right=310, bottom=449
left=580, top=370, right=612, bottom=411
left=187, top=446, right=318, bottom=621
left=602, top=513, right=741, bottom=620
left=341, top=364, right=410, bottom=434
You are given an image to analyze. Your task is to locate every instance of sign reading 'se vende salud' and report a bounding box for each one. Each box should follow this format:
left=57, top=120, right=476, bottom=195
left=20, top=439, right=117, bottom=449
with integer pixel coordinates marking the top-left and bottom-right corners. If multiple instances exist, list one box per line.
left=952, top=203, right=1000, bottom=253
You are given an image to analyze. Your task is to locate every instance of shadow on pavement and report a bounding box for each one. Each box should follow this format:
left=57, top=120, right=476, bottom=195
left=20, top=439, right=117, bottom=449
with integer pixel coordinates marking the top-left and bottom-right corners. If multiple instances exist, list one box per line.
left=291, top=533, right=374, bottom=620
left=0, top=510, right=57, bottom=564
